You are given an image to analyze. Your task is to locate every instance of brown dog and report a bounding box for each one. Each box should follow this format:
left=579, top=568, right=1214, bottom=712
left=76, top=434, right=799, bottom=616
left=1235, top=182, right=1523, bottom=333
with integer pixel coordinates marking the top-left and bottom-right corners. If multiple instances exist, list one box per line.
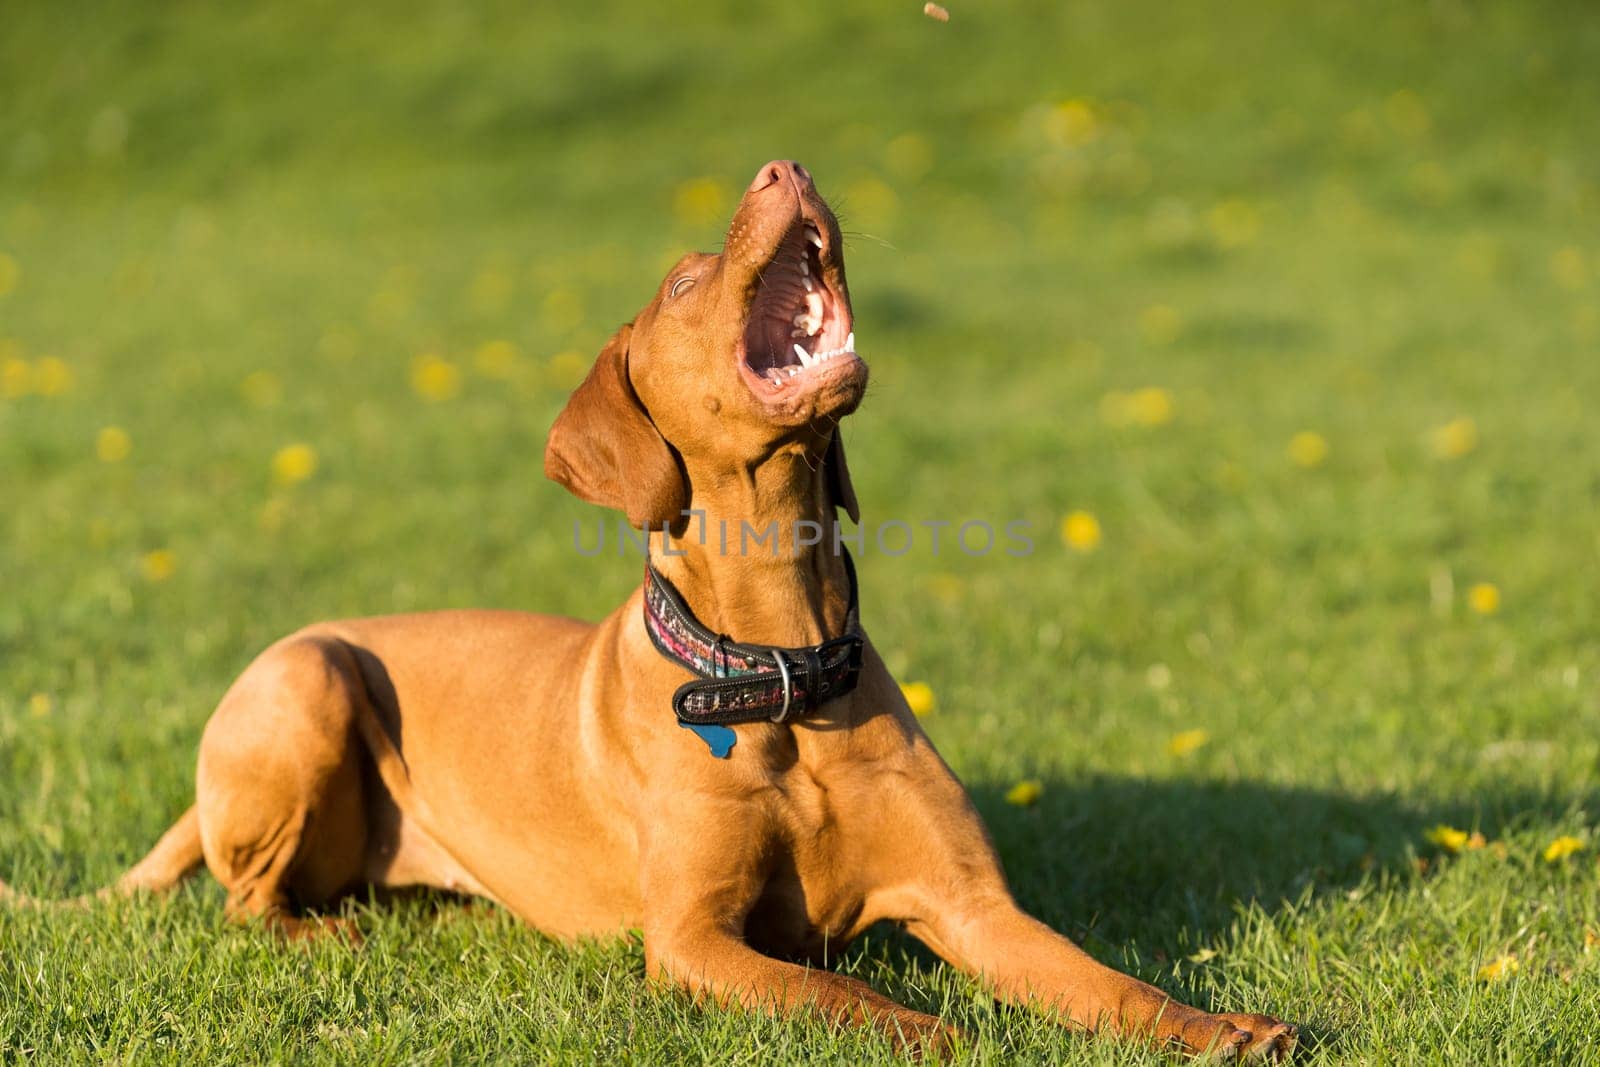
left=3, top=161, right=1294, bottom=1060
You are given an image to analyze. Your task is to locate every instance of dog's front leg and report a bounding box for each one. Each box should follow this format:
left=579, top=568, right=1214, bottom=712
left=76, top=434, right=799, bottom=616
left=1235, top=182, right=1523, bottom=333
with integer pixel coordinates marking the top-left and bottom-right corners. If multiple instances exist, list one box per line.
left=644, top=922, right=952, bottom=1052
left=638, top=823, right=953, bottom=1054
left=902, top=890, right=1293, bottom=1059
left=859, top=745, right=1296, bottom=1059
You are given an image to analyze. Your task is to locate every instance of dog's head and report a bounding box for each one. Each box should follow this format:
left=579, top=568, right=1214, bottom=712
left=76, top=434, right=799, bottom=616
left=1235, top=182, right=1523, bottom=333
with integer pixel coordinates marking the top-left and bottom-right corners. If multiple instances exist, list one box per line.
left=545, top=160, right=864, bottom=529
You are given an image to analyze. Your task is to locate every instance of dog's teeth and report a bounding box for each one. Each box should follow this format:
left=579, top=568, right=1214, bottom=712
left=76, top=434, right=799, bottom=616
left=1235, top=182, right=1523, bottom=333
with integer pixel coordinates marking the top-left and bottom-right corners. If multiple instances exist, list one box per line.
left=806, top=226, right=822, bottom=248
left=790, top=328, right=808, bottom=338
left=845, top=330, right=855, bottom=352
left=802, top=275, right=814, bottom=292
left=767, top=368, right=784, bottom=384
left=788, top=366, right=800, bottom=376
left=799, top=256, right=810, bottom=276
left=794, top=344, right=815, bottom=367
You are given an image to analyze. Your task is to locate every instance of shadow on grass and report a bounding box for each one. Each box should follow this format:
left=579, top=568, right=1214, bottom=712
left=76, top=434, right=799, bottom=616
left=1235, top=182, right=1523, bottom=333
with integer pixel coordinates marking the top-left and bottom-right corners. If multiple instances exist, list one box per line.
left=821, top=773, right=1594, bottom=1056
left=957, top=774, right=1598, bottom=950
left=968, top=773, right=1424, bottom=948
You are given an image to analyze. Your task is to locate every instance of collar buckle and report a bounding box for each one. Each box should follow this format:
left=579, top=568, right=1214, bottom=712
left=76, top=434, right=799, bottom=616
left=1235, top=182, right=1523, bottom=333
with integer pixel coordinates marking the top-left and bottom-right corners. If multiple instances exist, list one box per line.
left=769, top=649, right=796, bottom=723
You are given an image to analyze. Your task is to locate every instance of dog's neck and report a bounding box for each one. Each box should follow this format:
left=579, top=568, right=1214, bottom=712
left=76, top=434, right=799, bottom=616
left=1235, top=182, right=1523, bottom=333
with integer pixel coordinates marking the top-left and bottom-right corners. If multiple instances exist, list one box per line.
left=649, top=447, right=852, bottom=649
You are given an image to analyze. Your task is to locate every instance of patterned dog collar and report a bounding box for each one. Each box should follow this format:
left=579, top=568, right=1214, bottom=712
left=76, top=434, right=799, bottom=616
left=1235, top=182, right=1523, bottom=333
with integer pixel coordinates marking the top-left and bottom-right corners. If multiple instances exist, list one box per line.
left=643, top=551, right=865, bottom=726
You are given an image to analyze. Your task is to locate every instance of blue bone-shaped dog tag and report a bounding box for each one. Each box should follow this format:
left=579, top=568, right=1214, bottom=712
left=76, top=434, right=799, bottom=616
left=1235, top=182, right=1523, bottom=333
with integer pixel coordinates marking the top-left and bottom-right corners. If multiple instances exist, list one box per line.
left=679, top=721, right=736, bottom=758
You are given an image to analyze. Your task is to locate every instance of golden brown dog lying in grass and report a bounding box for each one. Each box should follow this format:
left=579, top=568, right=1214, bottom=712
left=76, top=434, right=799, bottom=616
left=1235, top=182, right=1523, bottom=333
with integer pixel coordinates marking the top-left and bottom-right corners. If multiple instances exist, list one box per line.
left=2, top=160, right=1294, bottom=1060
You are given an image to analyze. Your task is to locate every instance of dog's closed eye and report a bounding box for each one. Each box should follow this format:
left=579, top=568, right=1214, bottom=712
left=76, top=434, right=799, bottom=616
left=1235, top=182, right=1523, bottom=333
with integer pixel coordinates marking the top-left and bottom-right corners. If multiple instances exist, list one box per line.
left=669, top=277, right=696, bottom=298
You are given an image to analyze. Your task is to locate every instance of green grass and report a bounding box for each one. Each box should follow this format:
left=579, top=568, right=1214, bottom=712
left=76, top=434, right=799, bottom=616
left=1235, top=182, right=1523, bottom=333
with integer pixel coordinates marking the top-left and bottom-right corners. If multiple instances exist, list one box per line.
left=4, top=0, right=1600, bottom=1061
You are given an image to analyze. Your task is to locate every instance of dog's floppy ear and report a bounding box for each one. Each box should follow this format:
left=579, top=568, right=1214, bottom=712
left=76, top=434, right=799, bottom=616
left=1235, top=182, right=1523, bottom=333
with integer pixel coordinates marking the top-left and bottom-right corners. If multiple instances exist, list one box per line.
left=544, top=324, right=687, bottom=529
left=825, top=429, right=859, bottom=524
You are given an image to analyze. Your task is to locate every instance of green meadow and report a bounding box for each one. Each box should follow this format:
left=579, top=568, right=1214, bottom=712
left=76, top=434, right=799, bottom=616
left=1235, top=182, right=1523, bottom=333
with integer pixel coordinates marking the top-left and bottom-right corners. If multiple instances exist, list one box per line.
left=3, top=0, right=1600, bottom=1061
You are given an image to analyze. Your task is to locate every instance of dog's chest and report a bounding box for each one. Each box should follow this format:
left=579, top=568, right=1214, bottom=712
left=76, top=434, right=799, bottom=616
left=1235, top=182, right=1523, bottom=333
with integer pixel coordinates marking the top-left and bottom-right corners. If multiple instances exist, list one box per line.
left=741, top=763, right=871, bottom=961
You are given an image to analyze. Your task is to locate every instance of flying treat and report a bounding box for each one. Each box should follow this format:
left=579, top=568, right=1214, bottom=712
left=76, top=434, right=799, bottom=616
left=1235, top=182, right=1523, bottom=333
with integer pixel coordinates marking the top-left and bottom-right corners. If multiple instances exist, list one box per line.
left=923, top=2, right=949, bottom=22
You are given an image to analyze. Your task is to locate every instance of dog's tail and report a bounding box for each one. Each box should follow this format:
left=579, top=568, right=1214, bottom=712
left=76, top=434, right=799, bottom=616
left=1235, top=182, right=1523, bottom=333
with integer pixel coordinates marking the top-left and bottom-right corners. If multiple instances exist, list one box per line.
left=0, top=804, right=205, bottom=909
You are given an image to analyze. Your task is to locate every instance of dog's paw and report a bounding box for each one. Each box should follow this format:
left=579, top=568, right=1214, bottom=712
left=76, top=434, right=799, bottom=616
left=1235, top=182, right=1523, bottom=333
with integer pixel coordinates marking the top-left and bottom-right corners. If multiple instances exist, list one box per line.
left=884, top=1011, right=964, bottom=1061
left=271, top=912, right=365, bottom=948
left=1199, top=1013, right=1297, bottom=1062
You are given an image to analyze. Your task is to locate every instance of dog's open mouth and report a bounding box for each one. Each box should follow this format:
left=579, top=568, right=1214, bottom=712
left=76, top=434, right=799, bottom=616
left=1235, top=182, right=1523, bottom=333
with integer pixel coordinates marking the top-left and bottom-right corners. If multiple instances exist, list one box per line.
left=740, top=220, right=857, bottom=393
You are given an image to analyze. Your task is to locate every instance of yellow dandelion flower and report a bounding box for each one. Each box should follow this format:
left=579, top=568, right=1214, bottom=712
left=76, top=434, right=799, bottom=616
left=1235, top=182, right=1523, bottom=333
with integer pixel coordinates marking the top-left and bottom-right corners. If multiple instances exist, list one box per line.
left=1167, top=729, right=1209, bottom=757
left=1428, top=417, right=1478, bottom=460
left=1287, top=431, right=1329, bottom=469
left=1129, top=386, right=1174, bottom=426
left=900, top=681, right=936, bottom=716
left=1138, top=305, right=1183, bottom=347
left=1542, top=835, right=1585, bottom=863
left=96, top=426, right=132, bottom=463
left=927, top=573, right=965, bottom=605
left=410, top=354, right=461, bottom=402
left=547, top=350, right=590, bottom=390
left=1005, top=779, right=1044, bottom=807
left=1585, top=929, right=1599, bottom=953
left=883, top=133, right=934, bottom=181
left=2, top=356, right=32, bottom=398
left=0, top=252, right=19, bottom=296
left=1049, top=99, right=1100, bottom=147
left=271, top=443, right=319, bottom=488
left=140, top=549, right=177, bottom=582
left=33, top=356, right=74, bottom=396
left=240, top=371, right=283, bottom=408
left=1467, top=582, right=1500, bottom=616
left=474, top=339, right=521, bottom=380
left=1425, top=824, right=1470, bottom=853
left=1476, top=955, right=1519, bottom=983
left=1550, top=247, right=1587, bottom=291
left=1060, top=511, right=1102, bottom=553
left=673, top=178, right=730, bottom=227
left=27, top=692, right=53, bottom=718
left=1207, top=199, right=1261, bottom=249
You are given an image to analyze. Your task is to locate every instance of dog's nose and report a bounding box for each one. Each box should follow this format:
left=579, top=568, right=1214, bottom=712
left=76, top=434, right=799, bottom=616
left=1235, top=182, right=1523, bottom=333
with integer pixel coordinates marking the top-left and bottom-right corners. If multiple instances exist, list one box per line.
left=747, top=160, right=813, bottom=196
